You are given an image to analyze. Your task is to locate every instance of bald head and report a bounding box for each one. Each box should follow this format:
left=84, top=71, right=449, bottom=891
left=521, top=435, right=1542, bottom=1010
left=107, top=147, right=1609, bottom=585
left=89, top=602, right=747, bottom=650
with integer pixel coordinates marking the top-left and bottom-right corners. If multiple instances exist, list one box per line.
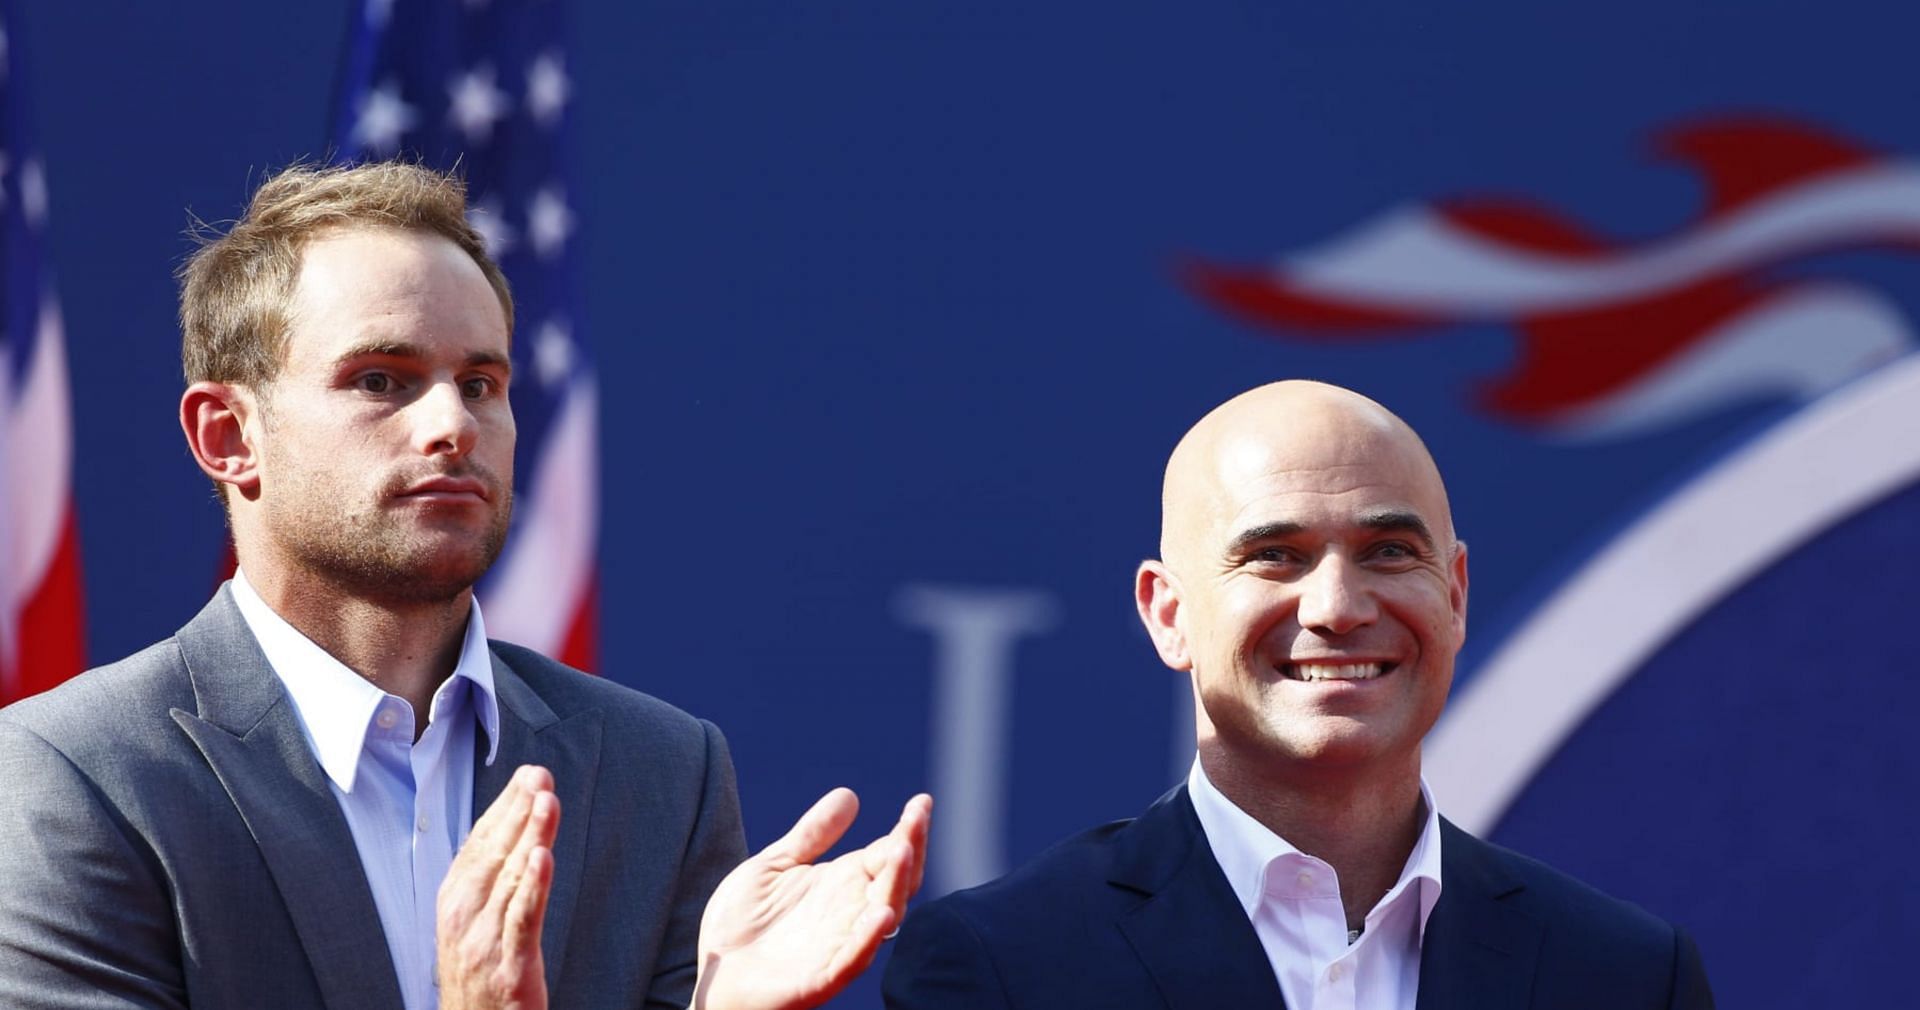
left=1159, top=381, right=1455, bottom=572
left=1135, top=379, right=1469, bottom=784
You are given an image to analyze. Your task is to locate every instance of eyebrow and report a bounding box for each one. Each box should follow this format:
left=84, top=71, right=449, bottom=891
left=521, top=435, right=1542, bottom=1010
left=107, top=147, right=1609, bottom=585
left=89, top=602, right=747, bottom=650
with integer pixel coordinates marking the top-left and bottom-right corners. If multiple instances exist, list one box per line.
left=1226, top=509, right=1436, bottom=555
left=1226, top=521, right=1308, bottom=556
left=1355, top=508, right=1437, bottom=549
left=334, top=340, right=512, bottom=373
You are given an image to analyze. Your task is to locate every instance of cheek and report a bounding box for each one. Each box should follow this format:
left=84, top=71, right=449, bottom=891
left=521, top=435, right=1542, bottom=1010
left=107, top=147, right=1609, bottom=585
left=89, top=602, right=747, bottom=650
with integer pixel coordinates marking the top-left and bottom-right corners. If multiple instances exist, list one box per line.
left=1385, top=582, right=1461, bottom=648
left=1212, top=583, right=1292, bottom=656
left=481, top=405, right=516, bottom=442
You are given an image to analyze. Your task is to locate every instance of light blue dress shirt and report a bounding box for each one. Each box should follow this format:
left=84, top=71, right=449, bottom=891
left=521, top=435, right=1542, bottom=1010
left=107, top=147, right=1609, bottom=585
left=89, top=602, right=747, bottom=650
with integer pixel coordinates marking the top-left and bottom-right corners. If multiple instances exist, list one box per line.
left=231, top=571, right=502, bottom=1010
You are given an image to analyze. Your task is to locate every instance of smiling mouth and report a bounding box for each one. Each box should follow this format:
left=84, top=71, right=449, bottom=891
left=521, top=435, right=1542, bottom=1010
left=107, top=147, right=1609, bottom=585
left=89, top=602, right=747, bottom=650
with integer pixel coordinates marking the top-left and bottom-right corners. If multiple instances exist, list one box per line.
left=1282, top=661, right=1395, bottom=682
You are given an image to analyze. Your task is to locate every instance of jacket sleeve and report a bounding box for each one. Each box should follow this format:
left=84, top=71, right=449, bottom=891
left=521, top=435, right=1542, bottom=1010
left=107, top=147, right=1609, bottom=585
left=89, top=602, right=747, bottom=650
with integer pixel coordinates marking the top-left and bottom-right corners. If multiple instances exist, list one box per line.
left=0, top=720, right=189, bottom=1010
left=1668, top=926, right=1716, bottom=1010
left=645, top=718, right=750, bottom=1010
left=881, top=898, right=1016, bottom=1010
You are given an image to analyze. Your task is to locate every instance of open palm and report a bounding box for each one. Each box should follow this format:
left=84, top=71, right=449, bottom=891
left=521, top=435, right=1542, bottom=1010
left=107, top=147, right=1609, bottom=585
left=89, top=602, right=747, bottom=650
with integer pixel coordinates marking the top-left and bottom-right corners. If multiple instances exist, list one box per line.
left=694, top=789, right=932, bottom=1010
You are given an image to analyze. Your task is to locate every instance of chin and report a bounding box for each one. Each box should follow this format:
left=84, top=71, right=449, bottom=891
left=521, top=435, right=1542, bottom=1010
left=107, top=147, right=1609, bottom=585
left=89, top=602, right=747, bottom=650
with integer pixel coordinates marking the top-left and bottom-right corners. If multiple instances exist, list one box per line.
left=1263, top=721, right=1404, bottom=770
left=394, top=550, right=496, bottom=598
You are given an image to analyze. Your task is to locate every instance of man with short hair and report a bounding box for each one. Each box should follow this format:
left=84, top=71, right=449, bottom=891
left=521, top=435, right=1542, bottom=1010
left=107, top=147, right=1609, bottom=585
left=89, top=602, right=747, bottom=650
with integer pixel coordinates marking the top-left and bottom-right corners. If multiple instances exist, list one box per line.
left=0, top=161, right=929, bottom=1010
left=883, top=380, right=1712, bottom=1009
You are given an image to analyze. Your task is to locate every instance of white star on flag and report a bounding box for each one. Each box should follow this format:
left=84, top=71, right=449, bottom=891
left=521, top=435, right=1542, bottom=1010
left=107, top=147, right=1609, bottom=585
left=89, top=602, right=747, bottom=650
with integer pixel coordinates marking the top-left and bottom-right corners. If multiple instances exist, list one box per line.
left=448, top=64, right=511, bottom=144
left=467, top=196, right=517, bottom=260
left=526, top=52, right=571, bottom=127
left=352, top=80, right=418, bottom=154
left=19, top=158, right=47, bottom=228
left=365, top=0, right=396, bottom=30
left=534, top=318, right=574, bottom=388
left=527, top=186, right=575, bottom=259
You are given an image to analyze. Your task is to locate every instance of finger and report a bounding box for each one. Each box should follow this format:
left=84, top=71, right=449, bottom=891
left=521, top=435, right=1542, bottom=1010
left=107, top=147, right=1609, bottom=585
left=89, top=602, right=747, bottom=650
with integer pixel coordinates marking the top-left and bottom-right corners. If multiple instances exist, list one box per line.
left=501, top=844, right=554, bottom=968
left=760, top=787, right=859, bottom=867
left=860, top=794, right=929, bottom=900
left=440, top=769, right=542, bottom=922
left=861, top=834, right=913, bottom=920
left=901, top=794, right=932, bottom=896
left=486, top=789, right=559, bottom=917
left=466, top=765, right=548, bottom=857
left=453, top=766, right=549, bottom=884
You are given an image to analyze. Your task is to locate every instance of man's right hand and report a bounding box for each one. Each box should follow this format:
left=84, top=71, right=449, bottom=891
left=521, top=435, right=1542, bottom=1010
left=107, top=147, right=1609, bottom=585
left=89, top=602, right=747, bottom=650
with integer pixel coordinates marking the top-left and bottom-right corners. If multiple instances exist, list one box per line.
left=436, top=764, right=559, bottom=1010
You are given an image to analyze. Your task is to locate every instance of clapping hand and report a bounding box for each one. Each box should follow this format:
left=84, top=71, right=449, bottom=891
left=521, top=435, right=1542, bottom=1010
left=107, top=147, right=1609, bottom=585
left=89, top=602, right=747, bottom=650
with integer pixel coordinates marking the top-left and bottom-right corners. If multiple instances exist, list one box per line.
left=693, top=789, right=933, bottom=1010
left=435, top=765, right=559, bottom=1010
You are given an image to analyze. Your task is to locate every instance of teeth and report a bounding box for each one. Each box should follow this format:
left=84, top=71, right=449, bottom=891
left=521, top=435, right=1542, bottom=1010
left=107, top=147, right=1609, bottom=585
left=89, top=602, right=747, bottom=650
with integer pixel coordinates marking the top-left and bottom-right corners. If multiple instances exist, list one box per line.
left=1292, top=663, right=1384, bottom=682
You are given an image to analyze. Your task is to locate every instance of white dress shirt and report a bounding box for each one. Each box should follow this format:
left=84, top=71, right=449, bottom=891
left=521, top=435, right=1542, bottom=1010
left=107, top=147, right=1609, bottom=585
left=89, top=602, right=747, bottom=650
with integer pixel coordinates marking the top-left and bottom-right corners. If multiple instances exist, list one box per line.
left=231, top=571, right=501, bottom=1010
left=1187, top=759, right=1443, bottom=1010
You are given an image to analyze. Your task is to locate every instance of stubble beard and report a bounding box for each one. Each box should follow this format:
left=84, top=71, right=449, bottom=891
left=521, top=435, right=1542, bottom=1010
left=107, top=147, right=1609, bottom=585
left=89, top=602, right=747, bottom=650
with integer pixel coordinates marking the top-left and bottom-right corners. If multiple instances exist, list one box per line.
left=266, top=468, right=514, bottom=606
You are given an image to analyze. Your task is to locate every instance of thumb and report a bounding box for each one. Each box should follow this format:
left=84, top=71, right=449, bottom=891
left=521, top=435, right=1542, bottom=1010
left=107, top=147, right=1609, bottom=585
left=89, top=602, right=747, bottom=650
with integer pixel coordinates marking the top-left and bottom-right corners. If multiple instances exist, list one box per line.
left=760, top=787, right=859, bottom=867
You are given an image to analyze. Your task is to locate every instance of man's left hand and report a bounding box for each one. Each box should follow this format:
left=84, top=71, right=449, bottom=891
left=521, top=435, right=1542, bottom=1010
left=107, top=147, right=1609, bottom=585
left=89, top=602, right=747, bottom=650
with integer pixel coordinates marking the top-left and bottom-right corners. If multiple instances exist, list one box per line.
left=692, top=789, right=932, bottom=1010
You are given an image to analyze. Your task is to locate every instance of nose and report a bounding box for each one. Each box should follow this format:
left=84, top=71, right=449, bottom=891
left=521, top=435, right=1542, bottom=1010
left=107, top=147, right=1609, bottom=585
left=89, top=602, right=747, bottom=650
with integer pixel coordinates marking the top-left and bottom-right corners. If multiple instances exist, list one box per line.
left=1295, top=554, right=1378, bottom=635
left=409, top=380, right=479, bottom=458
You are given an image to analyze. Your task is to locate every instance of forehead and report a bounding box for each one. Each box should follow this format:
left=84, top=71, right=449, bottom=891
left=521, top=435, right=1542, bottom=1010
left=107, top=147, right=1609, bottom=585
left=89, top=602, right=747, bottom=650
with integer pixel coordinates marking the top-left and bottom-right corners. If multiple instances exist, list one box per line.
left=282, top=226, right=508, bottom=366
left=1204, top=417, right=1449, bottom=538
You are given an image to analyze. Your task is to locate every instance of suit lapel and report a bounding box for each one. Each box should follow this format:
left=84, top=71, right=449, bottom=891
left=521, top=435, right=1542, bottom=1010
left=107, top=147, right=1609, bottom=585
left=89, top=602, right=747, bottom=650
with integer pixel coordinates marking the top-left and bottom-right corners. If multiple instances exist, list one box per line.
left=169, top=588, right=405, bottom=1010
left=1415, top=820, right=1542, bottom=1010
left=475, top=650, right=604, bottom=992
left=1114, top=788, right=1289, bottom=1010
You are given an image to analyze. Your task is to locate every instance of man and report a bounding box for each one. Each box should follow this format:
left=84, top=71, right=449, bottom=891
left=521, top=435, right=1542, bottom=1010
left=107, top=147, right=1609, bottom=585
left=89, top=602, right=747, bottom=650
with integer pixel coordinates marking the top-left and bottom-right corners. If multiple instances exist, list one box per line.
left=0, top=162, right=929, bottom=1010
left=883, top=380, right=1712, bottom=1009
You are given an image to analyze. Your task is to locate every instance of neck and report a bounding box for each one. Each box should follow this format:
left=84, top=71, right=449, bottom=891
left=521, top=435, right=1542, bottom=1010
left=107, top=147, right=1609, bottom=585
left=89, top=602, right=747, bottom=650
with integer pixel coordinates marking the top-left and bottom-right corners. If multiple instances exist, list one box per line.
left=241, top=560, right=472, bottom=730
left=1199, top=743, right=1426, bottom=932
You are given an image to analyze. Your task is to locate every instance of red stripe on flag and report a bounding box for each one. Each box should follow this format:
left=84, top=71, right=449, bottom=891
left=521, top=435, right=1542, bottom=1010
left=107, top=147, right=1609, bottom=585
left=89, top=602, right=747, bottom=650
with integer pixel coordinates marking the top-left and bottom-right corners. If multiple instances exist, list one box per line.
left=1655, top=118, right=1876, bottom=222
left=1479, top=275, right=1774, bottom=420
left=1435, top=198, right=1615, bottom=258
left=557, top=572, right=598, bottom=674
left=1179, top=260, right=1439, bottom=335
left=215, top=537, right=238, bottom=589
left=12, top=506, right=87, bottom=703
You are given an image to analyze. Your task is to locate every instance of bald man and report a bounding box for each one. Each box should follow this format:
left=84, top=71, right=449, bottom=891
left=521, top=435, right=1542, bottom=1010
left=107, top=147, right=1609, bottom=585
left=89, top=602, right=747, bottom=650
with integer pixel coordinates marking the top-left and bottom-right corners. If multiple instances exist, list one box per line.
left=882, top=381, right=1713, bottom=1009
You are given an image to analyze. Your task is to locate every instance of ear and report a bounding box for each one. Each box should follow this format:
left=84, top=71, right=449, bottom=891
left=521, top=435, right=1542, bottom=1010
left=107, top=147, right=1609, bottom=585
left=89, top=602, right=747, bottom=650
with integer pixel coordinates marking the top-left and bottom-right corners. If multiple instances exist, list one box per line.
left=1135, top=559, right=1192, bottom=672
left=1448, top=539, right=1470, bottom=647
left=180, top=381, right=262, bottom=498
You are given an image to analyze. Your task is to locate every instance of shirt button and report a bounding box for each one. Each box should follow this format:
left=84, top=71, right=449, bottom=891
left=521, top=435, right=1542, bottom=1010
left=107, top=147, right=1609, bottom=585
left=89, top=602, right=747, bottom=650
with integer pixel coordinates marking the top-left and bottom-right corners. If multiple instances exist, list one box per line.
left=1296, top=870, right=1315, bottom=889
left=1328, top=962, right=1346, bottom=982
left=417, top=814, right=430, bottom=832
left=376, top=709, right=398, bottom=730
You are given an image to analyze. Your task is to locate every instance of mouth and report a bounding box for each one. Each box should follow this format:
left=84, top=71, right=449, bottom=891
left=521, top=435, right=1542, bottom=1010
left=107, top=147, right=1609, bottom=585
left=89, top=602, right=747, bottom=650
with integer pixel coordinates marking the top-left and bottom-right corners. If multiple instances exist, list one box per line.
left=1281, top=661, right=1396, bottom=683
left=397, top=476, right=490, bottom=502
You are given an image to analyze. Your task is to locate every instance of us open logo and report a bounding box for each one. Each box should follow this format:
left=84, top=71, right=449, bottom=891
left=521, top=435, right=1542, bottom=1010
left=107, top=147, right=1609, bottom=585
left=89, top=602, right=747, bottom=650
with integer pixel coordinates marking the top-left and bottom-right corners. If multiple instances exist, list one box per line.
left=1184, top=116, right=1920, bottom=833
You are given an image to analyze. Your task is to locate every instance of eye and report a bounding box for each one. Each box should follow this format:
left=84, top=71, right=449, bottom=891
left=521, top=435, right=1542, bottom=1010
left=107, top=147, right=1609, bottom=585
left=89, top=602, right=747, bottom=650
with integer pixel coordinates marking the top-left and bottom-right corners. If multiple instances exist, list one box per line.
left=461, top=376, right=496, bottom=399
left=1365, top=540, right=1422, bottom=565
left=1249, top=546, right=1300, bottom=565
left=355, top=372, right=394, bottom=394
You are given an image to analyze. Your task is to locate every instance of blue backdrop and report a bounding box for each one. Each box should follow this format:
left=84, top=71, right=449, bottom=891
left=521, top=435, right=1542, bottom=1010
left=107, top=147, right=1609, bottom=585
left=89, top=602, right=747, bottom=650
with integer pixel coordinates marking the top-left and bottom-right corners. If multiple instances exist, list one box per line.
left=16, top=1, right=1919, bottom=1005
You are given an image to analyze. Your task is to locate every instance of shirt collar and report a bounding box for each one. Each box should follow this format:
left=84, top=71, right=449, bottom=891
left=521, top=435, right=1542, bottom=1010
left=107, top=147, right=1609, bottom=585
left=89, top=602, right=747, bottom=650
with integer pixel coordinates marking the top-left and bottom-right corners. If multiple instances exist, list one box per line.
left=1188, top=757, right=1445, bottom=938
left=230, top=570, right=502, bottom=790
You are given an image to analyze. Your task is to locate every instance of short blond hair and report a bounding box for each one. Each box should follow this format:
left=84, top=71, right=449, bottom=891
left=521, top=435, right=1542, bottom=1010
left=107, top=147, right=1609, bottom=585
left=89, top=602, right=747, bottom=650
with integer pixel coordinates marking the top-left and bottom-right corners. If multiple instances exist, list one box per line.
left=178, top=161, right=514, bottom=386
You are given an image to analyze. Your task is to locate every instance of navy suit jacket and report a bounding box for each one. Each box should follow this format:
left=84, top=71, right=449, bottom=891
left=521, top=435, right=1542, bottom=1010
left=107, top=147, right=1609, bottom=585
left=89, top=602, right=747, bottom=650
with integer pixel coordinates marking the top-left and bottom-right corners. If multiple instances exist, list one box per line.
left=883, top=786, right=1713, bottom=1010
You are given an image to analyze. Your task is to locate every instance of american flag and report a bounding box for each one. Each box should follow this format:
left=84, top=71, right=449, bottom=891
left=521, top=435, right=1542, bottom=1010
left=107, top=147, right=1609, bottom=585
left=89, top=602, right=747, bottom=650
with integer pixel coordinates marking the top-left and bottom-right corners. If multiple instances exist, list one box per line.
left=333, top=0, right=598, bottom=669
left=0, top=0, right=87, bottom=705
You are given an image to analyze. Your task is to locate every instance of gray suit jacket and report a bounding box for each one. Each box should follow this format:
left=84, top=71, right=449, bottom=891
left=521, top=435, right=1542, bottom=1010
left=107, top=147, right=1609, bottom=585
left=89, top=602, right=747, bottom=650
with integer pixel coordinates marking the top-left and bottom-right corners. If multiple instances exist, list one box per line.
left=0, top=587, right=748, bottom=1010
